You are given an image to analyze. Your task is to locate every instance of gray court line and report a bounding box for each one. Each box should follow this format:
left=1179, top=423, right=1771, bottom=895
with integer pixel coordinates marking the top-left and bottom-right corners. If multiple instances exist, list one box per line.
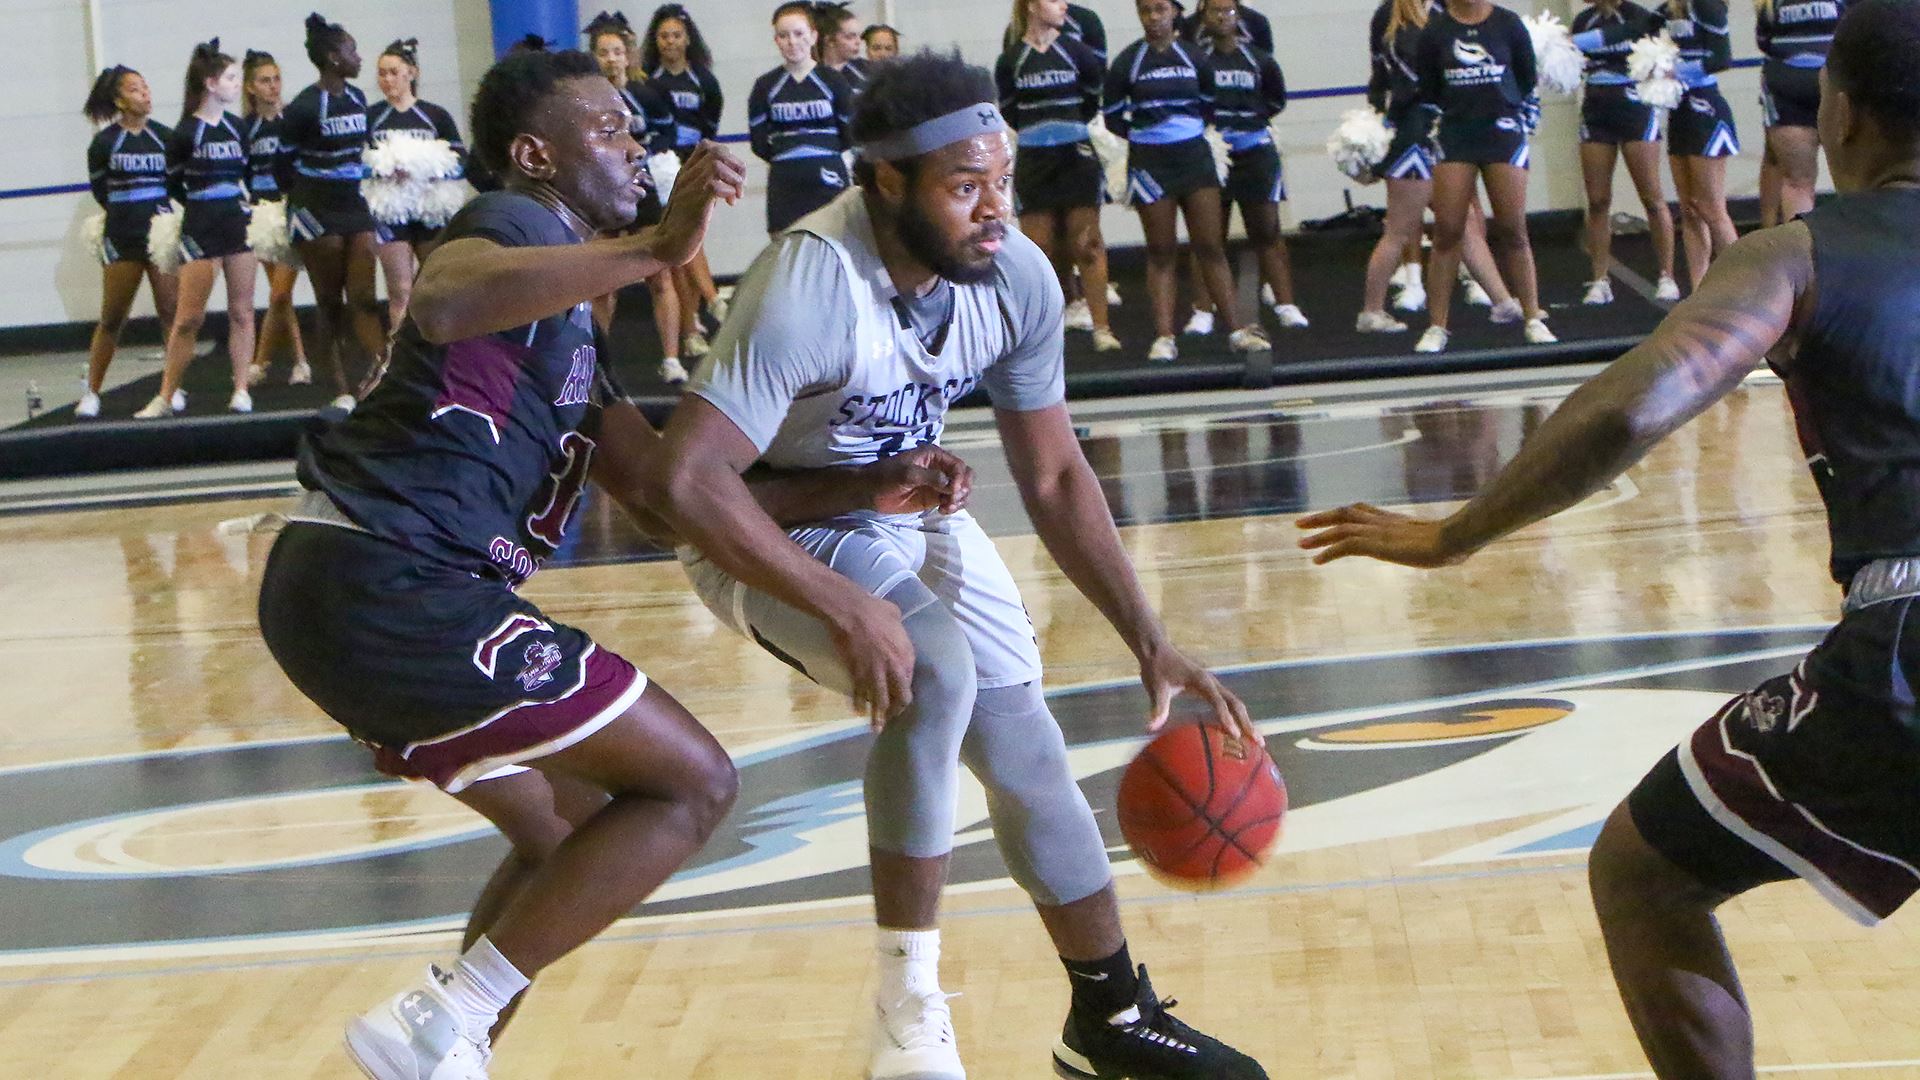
left=1608, top=257, right=1672, bottom=311
left=0, top=859, right=1588, bottom=989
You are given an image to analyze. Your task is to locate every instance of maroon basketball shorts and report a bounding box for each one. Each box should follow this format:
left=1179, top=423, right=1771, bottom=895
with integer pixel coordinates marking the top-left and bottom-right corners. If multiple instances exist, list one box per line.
left=1628, top=580, right=1920, bottom=925
left=258, top=519, right=646, bottom=793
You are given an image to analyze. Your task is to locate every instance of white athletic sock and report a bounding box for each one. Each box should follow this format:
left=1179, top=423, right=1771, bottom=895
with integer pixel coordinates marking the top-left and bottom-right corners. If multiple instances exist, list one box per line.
left=442, top=936, right=529, bottom=1040
left=876, top=927, right=942, bottom=1006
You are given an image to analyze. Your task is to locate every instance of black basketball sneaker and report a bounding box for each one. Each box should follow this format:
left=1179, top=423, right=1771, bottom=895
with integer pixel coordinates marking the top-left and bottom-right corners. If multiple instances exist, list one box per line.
left=1051, top=965, right=1268, bottom=1079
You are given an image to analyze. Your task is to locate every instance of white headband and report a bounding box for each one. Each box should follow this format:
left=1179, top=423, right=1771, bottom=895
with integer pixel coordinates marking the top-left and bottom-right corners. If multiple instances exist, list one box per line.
left=857, top=103, right=1008, bottom=162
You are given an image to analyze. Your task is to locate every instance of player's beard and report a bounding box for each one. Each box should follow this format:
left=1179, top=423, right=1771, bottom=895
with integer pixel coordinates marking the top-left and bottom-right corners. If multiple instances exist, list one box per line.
left=895, top=198, right=1002, bottom=286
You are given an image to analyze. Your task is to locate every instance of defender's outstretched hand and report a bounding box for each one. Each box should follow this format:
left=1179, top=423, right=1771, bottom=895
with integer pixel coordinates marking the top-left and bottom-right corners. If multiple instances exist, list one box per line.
left=1295, top=503, right=1465, bottom=568
left=653, top=141, right=747, bottom=265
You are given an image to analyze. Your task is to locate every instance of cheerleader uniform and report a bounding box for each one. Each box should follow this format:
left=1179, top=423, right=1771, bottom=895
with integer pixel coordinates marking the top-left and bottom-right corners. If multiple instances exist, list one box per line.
left=832, top=57, right=870, bottom=96
left=167, top=112, right=252, bottom=261
left=619, top=80, right=678, bottom=227
left=279, top=82, right=375, bottom=241
left=1416, top=5, right=1538, bottom=168
left=995, top=33, right=1106, bottom=213
left=747, top=64, right=855, bottom=232
left=1198, top=38, right=1288, bottom=210
left=1369, top=1, right=1442, bottom=180
left=367, top=98, right=468, bottom=247
left=1572, top=1, right=1666, bottom=144
left=1104, top=38, right=1218, bottom=206
left=87, top=121, right=173, bottom=265
left=649, top=63, right=725, bottom=159
left=1757, top=0, right=1843, bottom=129
left=245, top=111, right=286, bottom=202
left=1666, top=0, right=1741, bottom=156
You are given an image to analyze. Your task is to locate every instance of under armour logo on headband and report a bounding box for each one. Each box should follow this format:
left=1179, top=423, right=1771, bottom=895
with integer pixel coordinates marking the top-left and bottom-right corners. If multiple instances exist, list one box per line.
left=858, top=102, right=1009, bottom=162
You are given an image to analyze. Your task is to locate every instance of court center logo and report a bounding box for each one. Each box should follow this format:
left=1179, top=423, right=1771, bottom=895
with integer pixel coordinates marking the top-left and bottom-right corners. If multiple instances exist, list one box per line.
left=0, top=626, right=1825, bottom=963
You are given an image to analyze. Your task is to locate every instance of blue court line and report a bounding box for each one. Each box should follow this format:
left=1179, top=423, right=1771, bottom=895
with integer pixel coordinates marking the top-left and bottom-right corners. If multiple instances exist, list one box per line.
left=0, top=59, right=1767, bottom=203
left=0, top=859, right=1586, bottom=988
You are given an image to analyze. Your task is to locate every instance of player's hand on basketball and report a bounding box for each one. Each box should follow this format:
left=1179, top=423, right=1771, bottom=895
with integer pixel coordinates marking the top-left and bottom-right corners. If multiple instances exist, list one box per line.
left=826, top=591, right=916, bottom=729
left=653, top=142, right=747, bottom=265
left=1295, top=503, right=1466, bottom=569
left=1141, top=642, right=1259, bottom=745
left=865, top=446, right=974, bottom=515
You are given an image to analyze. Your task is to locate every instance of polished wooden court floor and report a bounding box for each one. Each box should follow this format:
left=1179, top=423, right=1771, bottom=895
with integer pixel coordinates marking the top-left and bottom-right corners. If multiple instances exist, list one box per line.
left=4, top=370, right=1919, bottom=1079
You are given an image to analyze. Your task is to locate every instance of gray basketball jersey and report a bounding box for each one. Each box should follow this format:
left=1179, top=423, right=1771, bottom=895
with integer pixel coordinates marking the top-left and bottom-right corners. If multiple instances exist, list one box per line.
left=689, top=191, right=1065, bottom=471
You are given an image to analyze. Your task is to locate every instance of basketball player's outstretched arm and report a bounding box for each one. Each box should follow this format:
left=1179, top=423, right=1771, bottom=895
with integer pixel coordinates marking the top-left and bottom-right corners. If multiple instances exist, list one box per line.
left=999, top=403, right=1259, bottom=743
left=409, top=142, right=745, bottom=343
left=1299, top=223, right=1814, bottom=568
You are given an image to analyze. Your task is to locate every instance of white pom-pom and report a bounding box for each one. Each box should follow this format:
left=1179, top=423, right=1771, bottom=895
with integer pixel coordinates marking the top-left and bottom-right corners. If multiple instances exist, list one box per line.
left=1205, top=128, right=1232, bottom=184
left=82, top=212, right=107, bottom=264
left=147, top=208, right=184, bottom=274
left=1629, top=31, right=1685, bottom=110
left=417, top=180, right=475, bottom=228
left=246, top=200, right=297, bottom=266
left=1326, top=108, right=1395, bottom=183
left=1088, top=116, right=1130, bottom=204
left=362, top=175, right=421, bottom=226
left=646, top=151, right=681, bottom=201
left=1525, top=12, right=1586, bottom=96
left=362, top=133, right=462, bottom=182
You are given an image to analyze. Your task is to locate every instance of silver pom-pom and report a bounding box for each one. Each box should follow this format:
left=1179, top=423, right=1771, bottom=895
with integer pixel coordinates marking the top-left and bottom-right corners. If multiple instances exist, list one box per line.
left=82, top=212, right=107, bottom=265
left=362, top=135, right=467, bottom=226
left=1205, top=127, right=1233, bottom=184
left=147, top=207, right=184, bottom=274
left=646, top=151, right=681, bottom=201
left=1628, top=32, right=1684, bottom=110
left=1525, top=12, right=1586, bottom=97
left=1087, top=116, right=1130, bottom=204
left=1326, top=108, right=1395, bottom=184
left=417, top=180, right=475, bottom=229
left=246, top=200, right=297, bottom=266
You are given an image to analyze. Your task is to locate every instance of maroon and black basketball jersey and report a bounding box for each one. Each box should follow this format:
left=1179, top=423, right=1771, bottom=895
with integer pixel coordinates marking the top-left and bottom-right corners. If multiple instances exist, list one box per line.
left=297, top=190, right=604, bottom=587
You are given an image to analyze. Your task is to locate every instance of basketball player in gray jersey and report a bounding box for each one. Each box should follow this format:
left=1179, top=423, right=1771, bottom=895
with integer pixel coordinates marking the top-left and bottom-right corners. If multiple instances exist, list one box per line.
left=640, top=51, right=1267, bottom=1080
left=1301, top=1, right=1920, bottom=1074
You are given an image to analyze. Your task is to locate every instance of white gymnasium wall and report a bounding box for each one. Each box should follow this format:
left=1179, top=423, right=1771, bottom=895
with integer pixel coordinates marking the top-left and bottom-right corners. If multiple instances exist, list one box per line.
left=4, top=0, right=1784, bottom=332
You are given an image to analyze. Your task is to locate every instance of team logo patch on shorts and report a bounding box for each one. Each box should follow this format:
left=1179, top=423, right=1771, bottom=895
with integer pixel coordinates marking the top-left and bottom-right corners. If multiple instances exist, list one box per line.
left=518, top=641, right=566, bottom=691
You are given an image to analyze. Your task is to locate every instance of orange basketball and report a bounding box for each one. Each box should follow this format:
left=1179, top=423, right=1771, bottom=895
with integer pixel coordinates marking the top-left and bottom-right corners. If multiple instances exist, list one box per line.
left=1116, top=723, right=1285, bottom=890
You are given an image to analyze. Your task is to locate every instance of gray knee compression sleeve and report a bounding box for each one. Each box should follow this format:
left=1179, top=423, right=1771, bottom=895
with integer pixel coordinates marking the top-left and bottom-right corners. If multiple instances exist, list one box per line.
left=960, top=681, right=1113, bottom=906
left=863, top=578, right=979, bottom=858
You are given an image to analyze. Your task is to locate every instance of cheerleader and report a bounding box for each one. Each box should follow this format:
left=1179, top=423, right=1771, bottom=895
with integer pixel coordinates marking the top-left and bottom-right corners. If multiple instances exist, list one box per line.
left=1666, top=0, right=1740, bottom=287
left=588, top=10, right=691, bottom=383
left=643, top=4, right=728, bottom=343
left=1179, top=0, right=1273, bottom=50
left=748, top=2, right=856, bottom=234
left=814, top=3, right=869, bottom=94
left=240, top=50, right=310, bottom=389
left=134, top=42, right=257, bottom=418
left=367, top=39, right=468, bottom=330
left=1000, top=0, right=1120, bottom=351
left=1107, top=0, right=1268, bottom=362
left=1755, top=0, right=1843, bottom=223
left=863, top=23, right=901, bottom=60
left=280, top=13, right=387, bottom=410
left=78, top=66, right=178, bottom=419
left=1571, top=0, right=1679, bottom=303
left=1412, top=0, right=1555, bottom=352
left=1006, top=1, right=1110, bottom=61
left=1194, top=0, right=1308, bottom=329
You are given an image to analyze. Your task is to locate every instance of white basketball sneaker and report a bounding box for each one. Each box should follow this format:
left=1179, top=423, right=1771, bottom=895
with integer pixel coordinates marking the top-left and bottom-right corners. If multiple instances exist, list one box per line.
left=1090, top=328, right=1123, bottom=352
left=1488, top=298, right=1525, bottom=325
left=1182, top=310, right=1215, bottom=336
left=1462, top=278, right=1494, bottom=307
left=289, top=359, right=313, bottom=385
left=1063, top=298, right=1095, bottom=332
left=1655, top=274, right=1682, bottom=301
left=1524, top=317, right=1559, bottom=344
left=869, top=990, right=965, bottom=1080
left=1227, top=326, right=1271, bottom=353
left=1355, top=310, right=1408, bottom=334
left=1583, top=279, right=1615, bottom=306
left=659, top=357, right=690, bottom=385
left=133, top=393, right=172, bottom=419
left=1147, top=335, right=1178, bottom=363
left=1393, top=281, right=1428, bottom=313
left=1414, top=326, right=1450, bottom=354
left=683, top=331, right=711, bottom=358
left=1106, top=283, right=1122, bottom=307
left=1272, top=304, right=1310, bottom=329
left=344, top=967, right=492, bottom=1080
left=75, top=389, right=101, bottom=419
left=228, top=389, right=253, bottom=414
